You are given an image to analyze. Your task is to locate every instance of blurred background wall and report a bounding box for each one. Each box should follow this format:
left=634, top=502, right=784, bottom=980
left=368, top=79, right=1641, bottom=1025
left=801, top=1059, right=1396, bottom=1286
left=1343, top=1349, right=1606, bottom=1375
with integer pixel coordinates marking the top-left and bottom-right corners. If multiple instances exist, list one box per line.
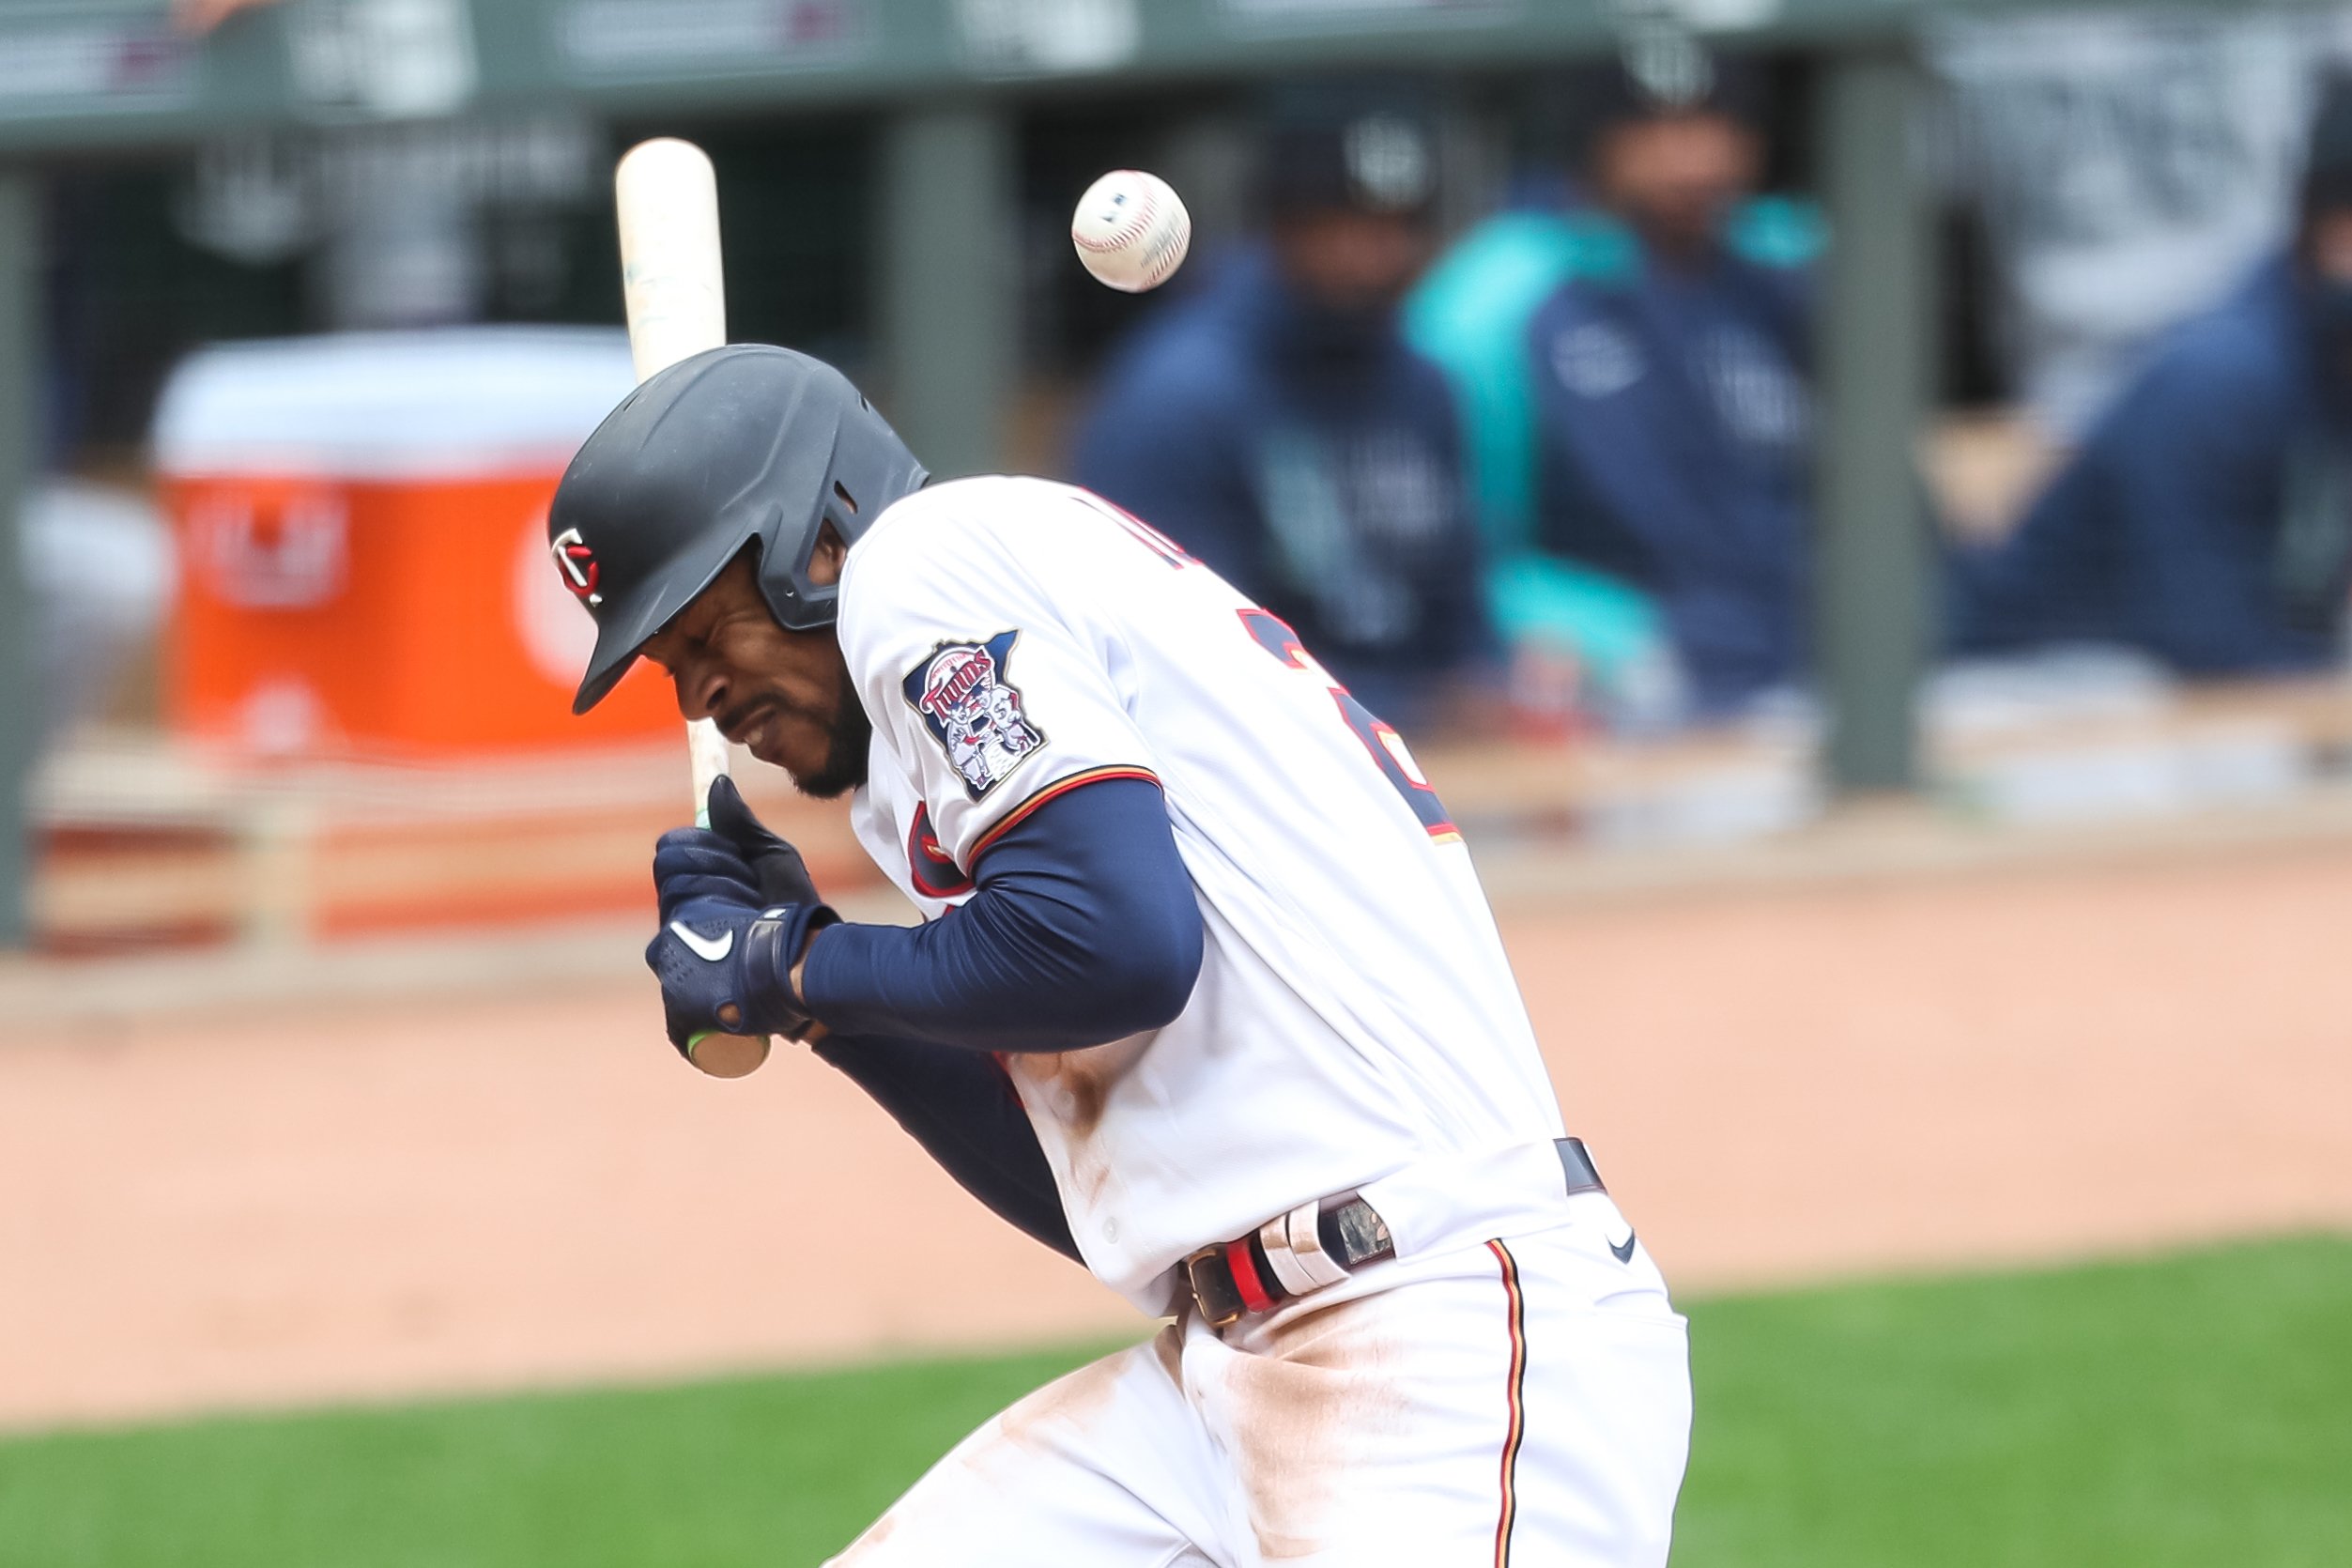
left=10, top=0, right=2352, bottom=953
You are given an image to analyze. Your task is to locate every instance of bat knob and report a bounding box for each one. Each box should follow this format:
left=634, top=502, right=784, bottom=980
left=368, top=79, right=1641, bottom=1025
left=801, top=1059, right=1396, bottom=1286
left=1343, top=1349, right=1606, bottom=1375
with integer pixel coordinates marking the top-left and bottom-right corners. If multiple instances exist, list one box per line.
left=685, top=1030, right=772, bottom=1079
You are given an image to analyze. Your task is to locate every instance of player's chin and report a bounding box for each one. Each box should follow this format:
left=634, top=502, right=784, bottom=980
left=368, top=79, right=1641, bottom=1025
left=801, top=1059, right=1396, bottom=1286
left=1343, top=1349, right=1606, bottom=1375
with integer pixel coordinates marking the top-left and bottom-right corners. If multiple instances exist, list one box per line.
left=783, top=753, right=866, bottom=800
left=759, top=725, right=864, bottom=800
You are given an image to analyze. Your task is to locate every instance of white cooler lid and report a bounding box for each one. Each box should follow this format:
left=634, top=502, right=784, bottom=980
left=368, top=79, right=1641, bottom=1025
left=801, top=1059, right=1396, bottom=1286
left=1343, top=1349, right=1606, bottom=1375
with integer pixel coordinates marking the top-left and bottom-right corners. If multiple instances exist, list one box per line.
left=152, top=327, right=641, bottom=481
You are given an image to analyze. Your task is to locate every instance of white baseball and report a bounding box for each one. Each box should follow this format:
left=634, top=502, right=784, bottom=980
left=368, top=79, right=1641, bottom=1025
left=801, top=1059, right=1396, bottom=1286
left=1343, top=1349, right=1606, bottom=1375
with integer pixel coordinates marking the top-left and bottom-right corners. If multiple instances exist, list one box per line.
left=1071, top=170, right=1191, bottom=294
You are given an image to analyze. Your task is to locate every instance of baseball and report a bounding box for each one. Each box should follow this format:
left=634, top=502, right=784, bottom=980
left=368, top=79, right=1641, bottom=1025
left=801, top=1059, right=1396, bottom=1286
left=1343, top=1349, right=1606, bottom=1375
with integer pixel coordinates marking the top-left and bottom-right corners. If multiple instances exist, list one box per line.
left=1071, top=170, right=1191, bottom=293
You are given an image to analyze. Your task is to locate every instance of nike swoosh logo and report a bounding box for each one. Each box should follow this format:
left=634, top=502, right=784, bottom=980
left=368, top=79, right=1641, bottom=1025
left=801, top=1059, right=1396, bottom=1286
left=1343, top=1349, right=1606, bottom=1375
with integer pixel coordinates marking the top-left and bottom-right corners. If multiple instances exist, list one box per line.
left=669, top=921, right=734, bottom=962
left=1609, top=1230, right=1638, bottom=1265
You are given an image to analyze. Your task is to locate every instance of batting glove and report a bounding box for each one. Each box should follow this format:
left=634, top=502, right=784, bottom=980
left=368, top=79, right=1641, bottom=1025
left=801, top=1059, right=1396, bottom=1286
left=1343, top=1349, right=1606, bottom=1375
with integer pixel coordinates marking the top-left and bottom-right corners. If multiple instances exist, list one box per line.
left=651, top=776, right=826, bottom=918
left=646, top=890, right=838, bottom=1056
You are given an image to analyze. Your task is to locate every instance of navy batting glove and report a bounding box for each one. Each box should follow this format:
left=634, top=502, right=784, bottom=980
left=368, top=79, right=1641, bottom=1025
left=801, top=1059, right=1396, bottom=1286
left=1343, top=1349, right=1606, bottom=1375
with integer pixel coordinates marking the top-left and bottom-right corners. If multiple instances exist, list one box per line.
left=704, top=776, right=824, bottom=908
left=645, top=891, right=838, bottom=1056
left=651, top=830, right=758, bottom=924
left=651, top=778, right=825, bottom=924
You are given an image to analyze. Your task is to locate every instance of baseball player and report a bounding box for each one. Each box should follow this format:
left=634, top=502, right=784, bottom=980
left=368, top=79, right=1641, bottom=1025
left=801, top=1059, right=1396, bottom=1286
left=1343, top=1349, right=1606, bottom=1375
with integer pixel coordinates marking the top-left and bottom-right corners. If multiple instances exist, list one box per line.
left=551, top=344, right=1692, bottom=1566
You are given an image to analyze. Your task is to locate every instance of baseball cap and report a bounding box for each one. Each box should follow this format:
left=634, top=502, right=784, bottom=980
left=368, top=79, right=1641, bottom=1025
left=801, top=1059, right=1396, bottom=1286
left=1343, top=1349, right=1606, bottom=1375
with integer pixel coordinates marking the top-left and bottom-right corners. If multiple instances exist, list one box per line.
left=1540, top=44, right=1768, bottom=168
left=1257, top=85, right=1438, bottom=221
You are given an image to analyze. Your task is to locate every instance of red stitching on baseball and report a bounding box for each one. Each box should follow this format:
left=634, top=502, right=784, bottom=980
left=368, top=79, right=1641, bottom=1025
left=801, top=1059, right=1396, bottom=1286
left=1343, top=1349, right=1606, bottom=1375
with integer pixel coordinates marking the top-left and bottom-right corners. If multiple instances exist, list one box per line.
left=1075, top=201, right=1154, bottom=253
left=1073, top=178, right=1159, bottom=255
left=1136, top=215, right=1188, bottom=285
left=1076, top=186, right=1154, bottom=251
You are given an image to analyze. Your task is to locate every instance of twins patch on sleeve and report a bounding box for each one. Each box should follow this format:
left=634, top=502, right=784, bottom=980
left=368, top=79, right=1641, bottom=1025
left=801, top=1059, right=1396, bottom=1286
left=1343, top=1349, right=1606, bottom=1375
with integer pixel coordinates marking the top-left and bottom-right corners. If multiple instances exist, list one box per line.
left=903, top=630, right=1047, bottom=799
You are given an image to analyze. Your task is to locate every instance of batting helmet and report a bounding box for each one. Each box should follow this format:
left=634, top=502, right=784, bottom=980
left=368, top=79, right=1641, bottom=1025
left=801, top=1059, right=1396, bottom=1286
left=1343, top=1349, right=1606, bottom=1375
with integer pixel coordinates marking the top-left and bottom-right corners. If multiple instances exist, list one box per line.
left=548, top=344, right=929, bottom=715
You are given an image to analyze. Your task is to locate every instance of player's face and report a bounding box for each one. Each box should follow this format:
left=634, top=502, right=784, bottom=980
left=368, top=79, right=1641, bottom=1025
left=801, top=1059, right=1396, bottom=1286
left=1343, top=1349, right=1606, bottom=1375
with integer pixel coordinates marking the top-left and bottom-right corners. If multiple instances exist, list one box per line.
left=1271, top=209, right=1433, bottom=315
left=638, top=537, right=870, bottom=799
left=2308, top=208, right=2352, bottom=287
left=1593, top=112, right=1760, bottom=264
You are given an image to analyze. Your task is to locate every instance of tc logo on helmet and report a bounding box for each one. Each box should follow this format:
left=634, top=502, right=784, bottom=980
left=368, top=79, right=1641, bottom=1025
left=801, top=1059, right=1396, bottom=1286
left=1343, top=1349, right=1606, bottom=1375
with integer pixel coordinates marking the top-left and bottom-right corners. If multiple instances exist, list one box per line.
left=549, top=527, right=602, bottom=607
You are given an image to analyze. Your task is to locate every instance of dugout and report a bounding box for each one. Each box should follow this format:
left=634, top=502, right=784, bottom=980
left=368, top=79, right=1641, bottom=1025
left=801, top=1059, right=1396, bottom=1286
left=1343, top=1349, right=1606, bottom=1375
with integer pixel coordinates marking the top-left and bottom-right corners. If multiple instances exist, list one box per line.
left=0, top=0, right=2314, bottom=943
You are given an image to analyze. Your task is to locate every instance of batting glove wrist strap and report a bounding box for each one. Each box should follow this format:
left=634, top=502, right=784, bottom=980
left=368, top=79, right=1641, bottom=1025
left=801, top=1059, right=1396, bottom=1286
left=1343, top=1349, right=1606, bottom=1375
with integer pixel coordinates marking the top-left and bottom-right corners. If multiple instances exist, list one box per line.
left=741, top=901, right=839, bottom=1038
left=648, top=896, right=838, bottom=1058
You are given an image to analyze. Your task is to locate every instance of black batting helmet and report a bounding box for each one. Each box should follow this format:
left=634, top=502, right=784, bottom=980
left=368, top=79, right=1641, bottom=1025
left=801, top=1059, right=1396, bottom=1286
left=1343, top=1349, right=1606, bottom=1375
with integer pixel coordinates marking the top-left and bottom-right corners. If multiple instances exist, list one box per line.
left=548, top=344, right=928, bottom=715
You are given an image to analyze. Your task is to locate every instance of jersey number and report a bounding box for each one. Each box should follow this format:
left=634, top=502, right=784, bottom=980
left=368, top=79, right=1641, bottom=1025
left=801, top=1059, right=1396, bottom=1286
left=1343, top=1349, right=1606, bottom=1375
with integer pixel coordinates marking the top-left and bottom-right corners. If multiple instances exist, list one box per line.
left=1238, top=608, right=1459, bottom=842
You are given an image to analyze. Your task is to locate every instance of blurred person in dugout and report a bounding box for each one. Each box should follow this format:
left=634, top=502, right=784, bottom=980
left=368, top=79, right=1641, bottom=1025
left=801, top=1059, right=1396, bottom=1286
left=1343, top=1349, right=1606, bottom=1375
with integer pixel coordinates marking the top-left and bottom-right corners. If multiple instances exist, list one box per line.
left=1949, top=76, right=2352, bottom=675
left=1409, top=43, right=1822, bottom=729
left=23, top=479, right=173, bottom=743
left=1069, top=89, right=1500, bottom=738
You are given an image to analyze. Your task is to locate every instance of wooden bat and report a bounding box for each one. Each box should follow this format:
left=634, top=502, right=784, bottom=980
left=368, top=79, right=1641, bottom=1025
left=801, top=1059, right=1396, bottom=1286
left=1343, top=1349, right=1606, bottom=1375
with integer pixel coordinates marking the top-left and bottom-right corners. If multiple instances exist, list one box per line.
left=615, top=136, right=769, bottom=1081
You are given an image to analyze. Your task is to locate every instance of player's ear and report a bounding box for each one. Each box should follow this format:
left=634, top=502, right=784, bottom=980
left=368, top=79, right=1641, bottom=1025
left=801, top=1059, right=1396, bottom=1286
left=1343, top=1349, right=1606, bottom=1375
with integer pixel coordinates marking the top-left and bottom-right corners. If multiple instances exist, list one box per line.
left=807, top=520, right=849, bottom=589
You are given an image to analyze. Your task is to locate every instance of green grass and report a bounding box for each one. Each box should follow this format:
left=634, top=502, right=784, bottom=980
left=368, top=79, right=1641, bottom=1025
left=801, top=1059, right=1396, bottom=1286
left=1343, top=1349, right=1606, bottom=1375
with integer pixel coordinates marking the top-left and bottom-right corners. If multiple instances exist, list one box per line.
left=0, top=1344, right=1111, bottom=1568
left=1673, top=1235, right=2352, bottom=1568
left=1, top=1236, right=2345, bottom=1567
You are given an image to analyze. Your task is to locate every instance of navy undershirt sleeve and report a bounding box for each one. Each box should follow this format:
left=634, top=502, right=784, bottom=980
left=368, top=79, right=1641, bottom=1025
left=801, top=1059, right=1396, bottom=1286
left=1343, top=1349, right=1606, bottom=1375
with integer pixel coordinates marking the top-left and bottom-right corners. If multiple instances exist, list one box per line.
left=808, top=1032, right=1080, bottom=1263
left=800, top=776, right=1203, bottom=1051
left=796, top=776, right=1199, bottom=1264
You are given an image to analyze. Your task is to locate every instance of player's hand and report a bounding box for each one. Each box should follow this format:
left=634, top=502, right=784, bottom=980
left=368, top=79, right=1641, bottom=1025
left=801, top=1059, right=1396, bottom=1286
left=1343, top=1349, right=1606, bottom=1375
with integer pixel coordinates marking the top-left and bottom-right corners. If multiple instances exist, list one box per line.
left=651, top=777, right=824, bottom=923
left=644, top=889, right=838, bottom=1055
left=705, top=775, right=825, bottom=906
left=651, top=776, right=824, bottom=918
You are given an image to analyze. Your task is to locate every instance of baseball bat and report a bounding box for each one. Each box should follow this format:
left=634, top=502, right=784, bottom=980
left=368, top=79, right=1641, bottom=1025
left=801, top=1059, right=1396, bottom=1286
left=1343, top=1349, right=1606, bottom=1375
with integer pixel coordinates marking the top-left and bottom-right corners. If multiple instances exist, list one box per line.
left=615, top=137, right=769, bottom=1081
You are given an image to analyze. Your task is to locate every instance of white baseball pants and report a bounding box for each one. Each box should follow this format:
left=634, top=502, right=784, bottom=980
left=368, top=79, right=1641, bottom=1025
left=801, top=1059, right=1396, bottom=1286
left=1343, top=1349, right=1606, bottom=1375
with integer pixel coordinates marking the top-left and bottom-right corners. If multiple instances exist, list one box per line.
left=826, top=1193, right=1692, bottom=1567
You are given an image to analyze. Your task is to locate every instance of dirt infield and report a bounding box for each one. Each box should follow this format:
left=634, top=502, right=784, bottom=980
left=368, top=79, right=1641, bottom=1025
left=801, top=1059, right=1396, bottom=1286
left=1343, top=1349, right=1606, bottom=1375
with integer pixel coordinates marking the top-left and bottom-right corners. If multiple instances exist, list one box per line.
left=4, top=841, right=2348, bottom=1432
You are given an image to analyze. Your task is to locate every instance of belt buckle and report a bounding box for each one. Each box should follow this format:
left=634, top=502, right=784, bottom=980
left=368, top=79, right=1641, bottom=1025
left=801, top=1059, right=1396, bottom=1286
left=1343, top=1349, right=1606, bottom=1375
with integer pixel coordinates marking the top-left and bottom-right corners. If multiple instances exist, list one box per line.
left=1184, top=1245, right=1245, bottom=1330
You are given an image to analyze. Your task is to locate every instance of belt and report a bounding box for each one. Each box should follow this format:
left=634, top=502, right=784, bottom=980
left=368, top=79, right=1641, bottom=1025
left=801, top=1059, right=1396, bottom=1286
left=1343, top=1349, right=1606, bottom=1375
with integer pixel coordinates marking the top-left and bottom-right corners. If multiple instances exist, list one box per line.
left=1184, top=1136, right=1607, bottom=1330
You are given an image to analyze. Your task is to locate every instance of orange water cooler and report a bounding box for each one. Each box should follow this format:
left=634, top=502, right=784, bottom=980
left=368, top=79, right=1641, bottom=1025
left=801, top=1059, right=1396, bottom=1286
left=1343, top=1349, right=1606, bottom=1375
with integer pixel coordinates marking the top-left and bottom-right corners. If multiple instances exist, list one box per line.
left=151, top=329, right=677, bottom=757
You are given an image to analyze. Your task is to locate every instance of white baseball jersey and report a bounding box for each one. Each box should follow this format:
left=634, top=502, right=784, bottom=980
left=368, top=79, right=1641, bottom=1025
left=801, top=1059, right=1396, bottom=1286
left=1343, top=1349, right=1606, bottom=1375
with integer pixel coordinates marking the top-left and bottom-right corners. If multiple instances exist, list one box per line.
left=839, top=475, right=1567, bottom=1310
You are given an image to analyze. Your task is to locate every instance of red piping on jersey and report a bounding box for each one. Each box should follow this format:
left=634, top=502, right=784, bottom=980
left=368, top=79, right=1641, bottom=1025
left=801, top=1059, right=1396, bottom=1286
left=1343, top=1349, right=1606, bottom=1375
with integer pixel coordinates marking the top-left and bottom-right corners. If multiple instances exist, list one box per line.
left=1488, top=1237, right=1530, bottom=1568
left=1225, top=1237, right=1276, bottom=1316
left=967, top=765, right=1161, bottom=863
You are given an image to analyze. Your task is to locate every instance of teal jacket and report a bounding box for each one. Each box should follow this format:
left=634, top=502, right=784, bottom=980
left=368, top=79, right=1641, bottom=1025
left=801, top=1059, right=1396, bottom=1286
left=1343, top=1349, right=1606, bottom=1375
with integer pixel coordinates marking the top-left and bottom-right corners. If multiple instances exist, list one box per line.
left=1405, top=198, right=1822, bottom=695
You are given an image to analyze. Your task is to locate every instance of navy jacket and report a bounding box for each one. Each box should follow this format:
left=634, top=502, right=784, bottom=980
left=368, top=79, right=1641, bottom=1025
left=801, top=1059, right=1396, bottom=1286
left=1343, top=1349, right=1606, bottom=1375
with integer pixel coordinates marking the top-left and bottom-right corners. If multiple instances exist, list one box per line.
left=1954, top=257, right=2352, bottom=672
left=1526, top=247, right=1813, bottom=711
left=1070, top=249, right=1491, bottom=727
